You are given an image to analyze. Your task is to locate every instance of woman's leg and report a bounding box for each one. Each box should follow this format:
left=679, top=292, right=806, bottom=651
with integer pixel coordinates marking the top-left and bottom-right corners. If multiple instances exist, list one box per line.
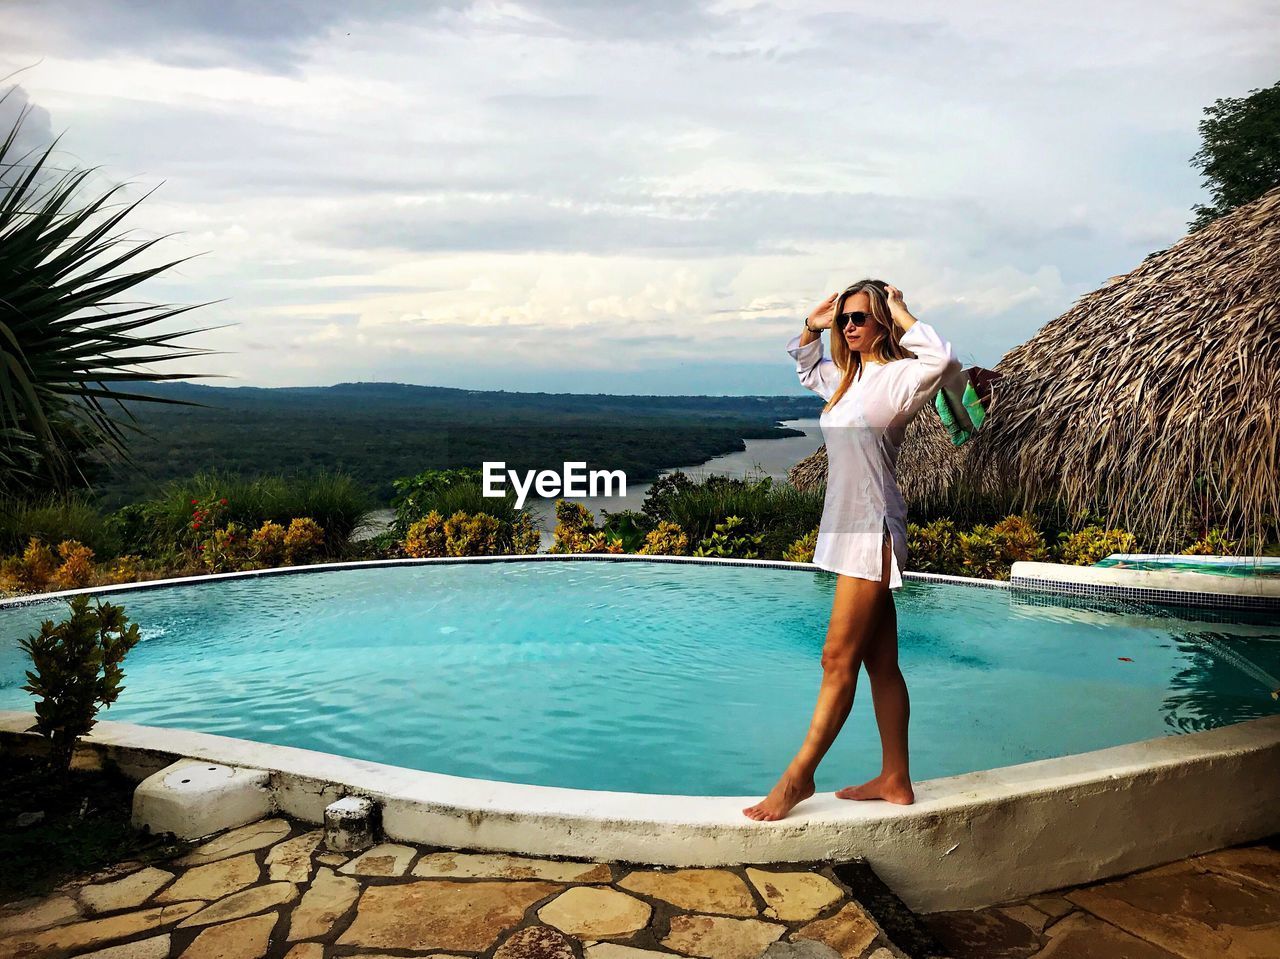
left=835, top=581, right=915, bottom=804
left=742, top=535, right=894, bottom=822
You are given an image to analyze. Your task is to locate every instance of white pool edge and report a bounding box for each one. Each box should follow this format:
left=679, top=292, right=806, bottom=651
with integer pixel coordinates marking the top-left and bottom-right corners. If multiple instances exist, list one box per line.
left=2, top=710, right=1277, bottom=912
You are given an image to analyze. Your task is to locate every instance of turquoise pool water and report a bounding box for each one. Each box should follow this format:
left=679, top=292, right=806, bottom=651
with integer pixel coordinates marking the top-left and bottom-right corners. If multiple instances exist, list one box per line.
left=2, top=562, right=1277, bottom=796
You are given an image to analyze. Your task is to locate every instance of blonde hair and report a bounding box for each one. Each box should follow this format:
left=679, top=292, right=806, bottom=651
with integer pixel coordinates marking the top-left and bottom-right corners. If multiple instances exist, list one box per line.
left=824, top=278, right=916, bottom=412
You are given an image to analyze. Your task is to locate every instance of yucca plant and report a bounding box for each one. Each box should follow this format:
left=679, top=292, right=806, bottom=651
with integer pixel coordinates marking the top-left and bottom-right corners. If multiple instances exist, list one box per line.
left=0, top=85, right=217, bottom=494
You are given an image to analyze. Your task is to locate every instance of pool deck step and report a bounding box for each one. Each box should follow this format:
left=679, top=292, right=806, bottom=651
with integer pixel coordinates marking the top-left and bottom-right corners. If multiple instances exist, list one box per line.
left=1010, top=559, right=1280, bottom=611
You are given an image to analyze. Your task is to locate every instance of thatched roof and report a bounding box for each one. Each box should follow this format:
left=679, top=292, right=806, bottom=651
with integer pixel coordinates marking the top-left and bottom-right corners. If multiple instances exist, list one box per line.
left=962, top=185, right=1280, bottom=549
left=790, top=185, right=1280, bottom=549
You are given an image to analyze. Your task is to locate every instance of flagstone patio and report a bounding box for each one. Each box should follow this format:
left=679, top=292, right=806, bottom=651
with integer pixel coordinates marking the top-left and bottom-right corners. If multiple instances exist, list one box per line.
left=2, top=813, right=1277, bottom=959
left=923, top=837, right=1280, bottom=958
left=0, top=816, right=905, bottom=959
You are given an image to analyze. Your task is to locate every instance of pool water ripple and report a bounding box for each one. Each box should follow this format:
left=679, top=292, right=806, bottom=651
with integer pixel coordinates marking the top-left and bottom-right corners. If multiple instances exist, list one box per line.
left=1, top=561, right=1277, bottom=795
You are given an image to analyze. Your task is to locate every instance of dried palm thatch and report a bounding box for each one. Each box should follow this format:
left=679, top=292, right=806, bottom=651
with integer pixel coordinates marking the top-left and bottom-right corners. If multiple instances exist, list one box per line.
left=963, top=185, right=1280, bottom=550
left=788, top=447, right=826, bottom=493
left=790, top=185, right=1280, bottom=551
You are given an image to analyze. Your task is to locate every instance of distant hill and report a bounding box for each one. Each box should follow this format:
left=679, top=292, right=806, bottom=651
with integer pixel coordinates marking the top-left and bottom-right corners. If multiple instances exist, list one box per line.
left=88, top=380, right=821, bottom=507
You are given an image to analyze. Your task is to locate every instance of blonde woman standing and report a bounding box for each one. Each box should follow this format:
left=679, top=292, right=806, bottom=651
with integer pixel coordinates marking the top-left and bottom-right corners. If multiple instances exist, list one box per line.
left=743, top=279, right=961, bottom=822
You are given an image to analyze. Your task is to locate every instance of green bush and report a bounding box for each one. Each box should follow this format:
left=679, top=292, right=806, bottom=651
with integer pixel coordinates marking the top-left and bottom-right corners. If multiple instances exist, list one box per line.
left=551, top=500, right=624, bottom=554
left=403, top=509, right=540, bottom=558
left=954, top=514, right=1052, bottom=580
left=1182, top=527, right=1239, bottom=555
left=637, top=520, right=690, bottom=556
left=143, top=470, right=374, bottom=555
left=906, top=519, right=963, bottom=573
left=19, top=596, right=142, bottom=775
left=0, top=495, right=118, bottom=559
left=642, top=471, right=823, bottom=557
left=1056, top=526, right=1138, bottom=565
left=693, top=516, right=764, bottom=559
left=390, top=468, right=525, bottom=537
left=783, top=527, right=819, bottom=563
left=598, top=509, right=657, bottom=553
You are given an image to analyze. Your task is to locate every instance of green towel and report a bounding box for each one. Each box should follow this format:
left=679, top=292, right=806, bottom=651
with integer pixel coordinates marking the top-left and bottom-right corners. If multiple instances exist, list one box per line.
left=933, top=367, right=999, bottom=446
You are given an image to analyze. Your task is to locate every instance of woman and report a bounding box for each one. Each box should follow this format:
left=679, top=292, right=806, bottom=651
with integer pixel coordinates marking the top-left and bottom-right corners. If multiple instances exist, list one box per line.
left=743, top=279, right=961, bottom=822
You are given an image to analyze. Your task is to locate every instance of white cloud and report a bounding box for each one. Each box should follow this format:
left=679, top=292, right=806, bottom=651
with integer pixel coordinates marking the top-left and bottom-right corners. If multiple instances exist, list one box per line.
left=1, top=0, right=1274, bottom=392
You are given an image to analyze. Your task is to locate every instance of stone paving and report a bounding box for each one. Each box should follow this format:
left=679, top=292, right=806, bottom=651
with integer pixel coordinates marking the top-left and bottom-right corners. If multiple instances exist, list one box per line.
left=0, top=816, right=905, bottom=959
left=4, top=813, right=1278, bottom=959
left=923, top=837, right=1280, bottom=958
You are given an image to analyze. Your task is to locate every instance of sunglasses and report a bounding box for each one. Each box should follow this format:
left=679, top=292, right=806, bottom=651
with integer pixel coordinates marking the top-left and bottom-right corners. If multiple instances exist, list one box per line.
left=835, top=310, right=871, bottom=330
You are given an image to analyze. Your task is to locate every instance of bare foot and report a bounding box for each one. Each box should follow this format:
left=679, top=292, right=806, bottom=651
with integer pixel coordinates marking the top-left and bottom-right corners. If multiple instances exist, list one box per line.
left=743, top=772, right=816, bottom=821
left=835, top=772, right=915, bottom=805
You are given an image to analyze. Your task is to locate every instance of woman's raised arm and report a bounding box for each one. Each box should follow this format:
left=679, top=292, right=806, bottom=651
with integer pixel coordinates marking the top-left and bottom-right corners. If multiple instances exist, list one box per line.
left=787, top=292, right=841, bottom=400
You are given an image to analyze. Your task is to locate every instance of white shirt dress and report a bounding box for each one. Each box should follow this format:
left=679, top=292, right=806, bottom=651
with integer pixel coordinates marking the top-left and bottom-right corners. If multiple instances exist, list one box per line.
left=786, top=321, right=961, bottom=590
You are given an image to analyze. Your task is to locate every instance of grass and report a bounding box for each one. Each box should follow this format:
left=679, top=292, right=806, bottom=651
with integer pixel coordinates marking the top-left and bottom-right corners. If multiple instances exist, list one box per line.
left=123, top=470, right=377, bottom=556
left=0, top=494, right=120, bottom=558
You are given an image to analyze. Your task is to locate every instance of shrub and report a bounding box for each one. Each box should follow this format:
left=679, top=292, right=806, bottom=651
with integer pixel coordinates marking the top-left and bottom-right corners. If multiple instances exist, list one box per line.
left=640, top=471, right=823, bottom=559
left=183, top=496, right=230, bottom=555
left=391, top=468, right=519, bottom=533
left=693, top=516, right=764, bottom=559
left=783, top=527, right=819, bottom=563
left=145, top=471, right=373, bottom=557
left=103, top=503, right=163, bottom=557
left=444, top=511, right=501, bottom=556
left=52, top=541, right=96, bottom=590
left=200, top=522, right=252, bottom=573
left=599, top=509, right=657, bottom=552
left=638, top=521, right=690, bottom=556
left=0, top=537, right=58, bottom=593
left=509, top=514, right=542, bottom=555
left=1182, top=527, right=1239, bottom=555
left=19, top=596, right=142, bottom=775
left=404, top=511, right=447, bottom=558
left=907, top=519, right=963, bottom=573
left=103, top=555, right=146, bottom=585
left=1056, top=526, right=1138, bottom=566
left=954, top=515, right=1051, bottom=580
left=283, top=518, right=326, bottom=565
left=248, top=521, right=287, bottom=568
left=958, top=524, right=1005, bottom=579
left=551, top=500, right=623, bottom=554
left=403, top=509, right=538, bottom=558
left=991, top=514, right=1051, bottom=563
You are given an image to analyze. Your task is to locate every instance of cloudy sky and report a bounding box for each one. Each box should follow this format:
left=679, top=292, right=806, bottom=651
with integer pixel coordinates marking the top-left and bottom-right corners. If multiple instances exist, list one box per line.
left=2, top=2, right=1276, bottom=394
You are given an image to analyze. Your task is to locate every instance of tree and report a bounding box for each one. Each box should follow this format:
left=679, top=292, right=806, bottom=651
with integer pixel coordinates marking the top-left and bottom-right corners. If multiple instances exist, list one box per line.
left=1188, top=80, right=1280, bottom=232
left=0, top=84, right=220, bottom=495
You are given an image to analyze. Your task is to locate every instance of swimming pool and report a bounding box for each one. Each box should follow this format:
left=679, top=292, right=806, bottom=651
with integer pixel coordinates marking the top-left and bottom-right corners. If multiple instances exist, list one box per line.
left=2, top=560, right=1277, bottom=796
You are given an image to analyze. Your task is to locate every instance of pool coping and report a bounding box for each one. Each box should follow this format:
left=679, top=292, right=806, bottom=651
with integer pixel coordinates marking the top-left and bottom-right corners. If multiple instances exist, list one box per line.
left=3, top=557, right=1278, bottom=912
left=2, top=709, right=1278, bottom=914
left=1011, top=559, right=1280, bottom=612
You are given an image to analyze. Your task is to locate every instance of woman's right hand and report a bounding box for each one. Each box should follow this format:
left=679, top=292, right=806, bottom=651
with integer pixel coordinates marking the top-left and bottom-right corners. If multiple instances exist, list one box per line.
left=806, top=291, right=839, bottom=330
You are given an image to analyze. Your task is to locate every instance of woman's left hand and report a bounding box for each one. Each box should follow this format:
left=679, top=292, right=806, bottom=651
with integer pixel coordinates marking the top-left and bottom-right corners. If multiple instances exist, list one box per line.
left=884, top=284, right=912, bottom=326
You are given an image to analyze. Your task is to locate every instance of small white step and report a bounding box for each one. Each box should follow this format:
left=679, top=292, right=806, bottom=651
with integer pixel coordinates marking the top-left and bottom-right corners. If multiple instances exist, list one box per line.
left=132, top=758, right=271, bottom=839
